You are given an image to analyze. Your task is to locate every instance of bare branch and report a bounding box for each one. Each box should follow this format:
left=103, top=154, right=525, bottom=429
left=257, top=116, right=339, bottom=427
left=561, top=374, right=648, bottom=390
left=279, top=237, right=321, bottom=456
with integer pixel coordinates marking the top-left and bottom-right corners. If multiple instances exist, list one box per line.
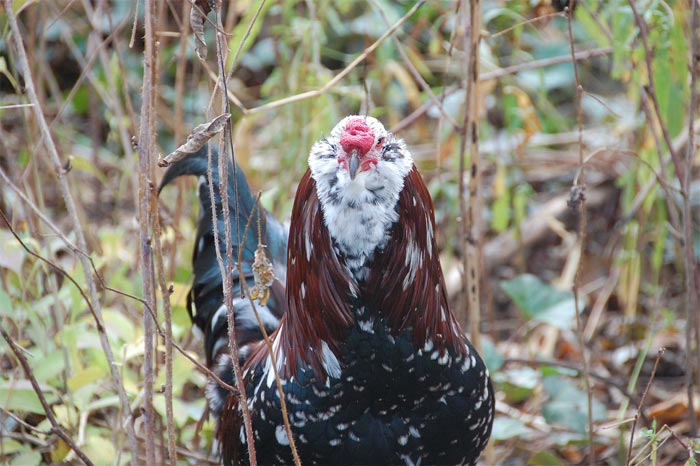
left=136, top=0, right=159, bottom=463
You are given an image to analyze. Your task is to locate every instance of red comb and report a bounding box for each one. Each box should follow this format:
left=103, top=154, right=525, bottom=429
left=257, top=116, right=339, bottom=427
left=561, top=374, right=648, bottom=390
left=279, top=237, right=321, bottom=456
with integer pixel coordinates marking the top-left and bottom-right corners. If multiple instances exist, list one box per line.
left=339, top=118, right=375, bottom=156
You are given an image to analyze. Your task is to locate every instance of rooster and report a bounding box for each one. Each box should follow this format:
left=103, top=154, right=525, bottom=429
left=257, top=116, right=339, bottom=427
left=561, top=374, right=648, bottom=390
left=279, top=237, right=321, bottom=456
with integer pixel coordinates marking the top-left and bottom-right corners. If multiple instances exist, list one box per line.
left=160, top=116, right=494, bottom=466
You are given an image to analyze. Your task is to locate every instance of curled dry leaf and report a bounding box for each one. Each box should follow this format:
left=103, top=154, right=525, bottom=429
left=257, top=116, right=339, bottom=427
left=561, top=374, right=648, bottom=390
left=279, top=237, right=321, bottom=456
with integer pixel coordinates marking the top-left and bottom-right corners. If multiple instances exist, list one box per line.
left=250, top=244, right=275, bottom=306
left=158, top=113, right=230, bottom=167
left=190, top=0, right=212, bottom=61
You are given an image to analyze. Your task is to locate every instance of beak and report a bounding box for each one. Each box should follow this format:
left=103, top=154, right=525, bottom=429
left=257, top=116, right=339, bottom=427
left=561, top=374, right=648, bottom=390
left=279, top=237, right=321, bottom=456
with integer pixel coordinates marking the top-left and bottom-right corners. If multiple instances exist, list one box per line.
left=348, top=150, right=360, bottom=180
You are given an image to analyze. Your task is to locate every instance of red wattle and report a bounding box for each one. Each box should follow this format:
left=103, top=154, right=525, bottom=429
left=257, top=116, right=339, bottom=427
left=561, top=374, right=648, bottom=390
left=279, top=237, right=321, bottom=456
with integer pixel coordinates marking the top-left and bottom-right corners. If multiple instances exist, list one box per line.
left=339, top=118, right=375, bottom=156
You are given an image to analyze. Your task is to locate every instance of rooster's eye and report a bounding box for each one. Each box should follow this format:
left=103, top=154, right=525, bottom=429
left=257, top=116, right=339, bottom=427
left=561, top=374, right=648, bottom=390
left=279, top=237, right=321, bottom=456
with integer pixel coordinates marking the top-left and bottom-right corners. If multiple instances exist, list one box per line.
left=376, top=137, right=384, bottom=148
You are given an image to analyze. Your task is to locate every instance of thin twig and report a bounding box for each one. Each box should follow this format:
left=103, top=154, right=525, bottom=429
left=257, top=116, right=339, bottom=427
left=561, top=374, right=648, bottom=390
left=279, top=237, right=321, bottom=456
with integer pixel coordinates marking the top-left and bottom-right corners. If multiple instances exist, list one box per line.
left=79, top=0, right=136, bottom=182
left=390, top=85, right=461, bottom=133
left=566, top=7, right=595, bottom=465
left=3, top=3, right=139, bottom=458
left=225, top=0, right=268, bottom=83
left=1, top=329, right=95, bottom=466
left=480, top=46, right=612, bottom=81
left=626, top=0, right=683, bottom=186
left=504, top=358, right=642, bottom=407
left=210, top=4, right=258, bottom=463
left=234, top=196, right=302, bottom=466
left=626, top=348, right=665, bottom=465
left=486, top=10, right=565, bottom=39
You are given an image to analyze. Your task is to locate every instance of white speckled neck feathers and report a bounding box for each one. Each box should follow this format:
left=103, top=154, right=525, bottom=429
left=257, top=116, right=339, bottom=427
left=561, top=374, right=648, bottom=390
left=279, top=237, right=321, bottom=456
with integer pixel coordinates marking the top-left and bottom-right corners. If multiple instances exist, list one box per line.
left=308, top=116, right=413, bottom=280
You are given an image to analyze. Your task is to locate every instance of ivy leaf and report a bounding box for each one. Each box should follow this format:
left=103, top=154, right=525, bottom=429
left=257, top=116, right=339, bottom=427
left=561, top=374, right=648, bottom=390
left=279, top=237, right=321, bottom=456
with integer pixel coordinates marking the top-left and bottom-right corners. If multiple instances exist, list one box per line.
left=501, top=274, right=580, bottom=329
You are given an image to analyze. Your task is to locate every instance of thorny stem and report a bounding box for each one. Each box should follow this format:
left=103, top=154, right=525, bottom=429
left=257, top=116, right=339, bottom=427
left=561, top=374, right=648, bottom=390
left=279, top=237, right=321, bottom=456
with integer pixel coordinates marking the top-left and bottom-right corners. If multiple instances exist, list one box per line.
left=2, top=2, right=139, bottom=460
left=566, top=7, right=595, bottom=465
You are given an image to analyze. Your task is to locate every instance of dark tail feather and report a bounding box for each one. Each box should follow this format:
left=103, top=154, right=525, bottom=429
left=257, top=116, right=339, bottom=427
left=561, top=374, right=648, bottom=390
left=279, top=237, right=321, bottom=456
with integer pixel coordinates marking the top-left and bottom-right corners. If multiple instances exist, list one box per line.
left=159, top=146, right=287, bottom=414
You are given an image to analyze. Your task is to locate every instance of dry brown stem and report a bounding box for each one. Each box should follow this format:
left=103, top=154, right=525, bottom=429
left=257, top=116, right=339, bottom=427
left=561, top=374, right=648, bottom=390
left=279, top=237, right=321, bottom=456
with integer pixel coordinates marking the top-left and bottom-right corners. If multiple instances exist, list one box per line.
left=626, top=348, right=665, bottom=465
left=685, top=0, right=700, bottom=437
left=566, top=7, right=595, bottom=464
left=136, top=0, right=159, bottom=463
left=459, top=0, right=484, bottom=350
left=208, top=5, right=258, bottom=463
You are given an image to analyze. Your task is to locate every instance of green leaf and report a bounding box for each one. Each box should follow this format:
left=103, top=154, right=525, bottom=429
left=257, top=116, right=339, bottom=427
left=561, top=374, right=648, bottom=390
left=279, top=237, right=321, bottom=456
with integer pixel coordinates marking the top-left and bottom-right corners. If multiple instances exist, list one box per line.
left=528, top=451, right=565, bottom=466
left=153, top=394, right=191, bottom=428
left=70, top=154, right=108, bottom=184
left=491, top=417, right=532, bottom=441
left=513, top=184, right=533, bottom=229
left=68, top=366, right=105, bottom=393
left=496, top=367, right=539, bottom=403
left=0, top=438, right=24, bottom=454
left=12, top=0, right=36, bottom=15
left=491, top=163, right=511, bottom=233
left=0, top=57, right=19, bottom=92
left=480, top=337, right=504, bottom=372
left=0, top=288, right=12, bottom=317
left=32, top=350, right=66, bottom=383
left=0, top=380, right=58, bottom=414
left=9, top=449, right=42, bottom=466
left=575, top=6, right=609, bottom=49
left=103, top=308, right=137, bottom=344
left=501, top=274, right=579, bottom=329
left=86, top=395, right=120, bottom=412
left=542, top=375, right=607, bottom=434
left=0, top=229, right=27, bottom=275
left=83, top=432, right=116, bottom=464
left=652, top=46, right=670, bottom=132
left=227, top=1, right=275, bottom=71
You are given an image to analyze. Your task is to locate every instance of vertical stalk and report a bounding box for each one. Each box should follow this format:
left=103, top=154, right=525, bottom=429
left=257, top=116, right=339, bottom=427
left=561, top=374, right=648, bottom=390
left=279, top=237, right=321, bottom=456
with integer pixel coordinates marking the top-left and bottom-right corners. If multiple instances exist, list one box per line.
left=209, top=3, right=260, bottom=464
left=685, top=0, right=700, bottom=438
left=566, top=7, right=595, bottom=465
left=137, top=0, right=158, bottom=464
left=459, top=0, right=483, bottom=351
